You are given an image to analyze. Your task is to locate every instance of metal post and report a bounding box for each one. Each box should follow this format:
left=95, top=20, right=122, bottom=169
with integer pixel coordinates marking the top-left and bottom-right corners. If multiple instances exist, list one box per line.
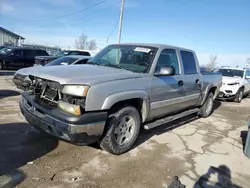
left=117, top=0, right=125, bottom=43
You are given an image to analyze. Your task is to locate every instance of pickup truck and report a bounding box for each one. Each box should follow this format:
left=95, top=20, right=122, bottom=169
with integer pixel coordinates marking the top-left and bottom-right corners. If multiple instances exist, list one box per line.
left=215, top=67, right=250, bottom=102
left=13, top=43, right=222, bottom=155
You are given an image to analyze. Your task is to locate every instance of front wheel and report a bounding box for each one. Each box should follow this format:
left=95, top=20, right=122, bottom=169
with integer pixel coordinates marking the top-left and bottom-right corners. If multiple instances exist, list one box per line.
left=99, top=106, right=141, bottom=155
left=199, top=92, right=214, bottom=118
left=234, top=88, right=243, bottom=103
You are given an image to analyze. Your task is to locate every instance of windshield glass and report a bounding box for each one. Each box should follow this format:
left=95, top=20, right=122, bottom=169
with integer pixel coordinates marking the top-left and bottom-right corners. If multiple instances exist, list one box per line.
left=218, top=69, right=244, bottom=78
left=89, top=45, right=157, bottom=73
left=45, top=56, right=78, bottom=66
left=0, top=47, right=12, bottom=55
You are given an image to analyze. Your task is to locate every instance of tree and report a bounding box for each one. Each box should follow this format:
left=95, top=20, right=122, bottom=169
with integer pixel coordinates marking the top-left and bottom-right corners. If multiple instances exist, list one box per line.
left=205, top=55, right=218, bottom=69
left=87, top=40, right=97, bottom=50
left=75, top=33, right=88, bottom=49
left=74, top=33, right=98, bottom=50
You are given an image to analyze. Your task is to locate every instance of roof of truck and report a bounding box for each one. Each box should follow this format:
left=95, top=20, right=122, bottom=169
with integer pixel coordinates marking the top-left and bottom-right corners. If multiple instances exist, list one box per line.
left=111, top=43, right=194, bottom=52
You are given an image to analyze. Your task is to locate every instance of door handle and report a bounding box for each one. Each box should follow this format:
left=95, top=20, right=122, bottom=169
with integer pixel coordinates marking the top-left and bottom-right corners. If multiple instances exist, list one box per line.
left=196, top=79, right=200, bottom=84
left=178, top=80, right=184, bottom=86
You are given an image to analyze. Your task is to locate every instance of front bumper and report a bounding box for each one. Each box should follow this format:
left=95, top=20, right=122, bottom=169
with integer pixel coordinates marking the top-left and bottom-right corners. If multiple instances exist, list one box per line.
left=20, top=92, right=107, bottom=144
left=216, top=84, right=239, bottom=99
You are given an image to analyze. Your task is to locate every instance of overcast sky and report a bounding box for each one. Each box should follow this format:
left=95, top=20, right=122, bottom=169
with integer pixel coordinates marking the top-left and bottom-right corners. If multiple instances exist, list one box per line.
left=0, top=0, right=250, bottom=67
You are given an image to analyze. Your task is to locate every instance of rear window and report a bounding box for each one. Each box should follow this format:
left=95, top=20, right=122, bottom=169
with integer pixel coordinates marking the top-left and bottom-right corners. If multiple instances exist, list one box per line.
left=36, top=50, right=49, bottom=56
left=45, top=56, right=78, bottom=66
left=180, top=51, right=197, bottom=74
left=68, top=51, right=90, bottom=56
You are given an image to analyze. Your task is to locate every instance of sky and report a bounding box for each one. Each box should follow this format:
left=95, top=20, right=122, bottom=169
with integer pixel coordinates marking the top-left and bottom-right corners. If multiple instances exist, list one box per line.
left=0, top=0, right=250, bottom=67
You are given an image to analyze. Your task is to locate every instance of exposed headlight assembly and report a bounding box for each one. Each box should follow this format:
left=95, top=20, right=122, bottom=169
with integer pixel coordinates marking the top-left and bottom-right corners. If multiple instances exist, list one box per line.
left=62, top=85, right=89, bottom=97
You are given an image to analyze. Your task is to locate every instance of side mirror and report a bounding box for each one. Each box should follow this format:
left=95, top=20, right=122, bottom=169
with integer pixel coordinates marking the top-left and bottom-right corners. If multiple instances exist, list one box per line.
left=155, top=66, right=175, bottom=76
left=246, top=76, right=250, bottom=79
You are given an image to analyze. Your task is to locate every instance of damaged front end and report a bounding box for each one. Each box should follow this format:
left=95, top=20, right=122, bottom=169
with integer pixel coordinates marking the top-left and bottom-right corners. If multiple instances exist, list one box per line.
left=17, top=75, right=87, bottom=116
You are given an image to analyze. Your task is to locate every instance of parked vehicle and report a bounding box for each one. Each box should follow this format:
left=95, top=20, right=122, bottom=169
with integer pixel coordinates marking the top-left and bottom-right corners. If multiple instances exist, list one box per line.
left=216, top=67, right=250, bottom=102
left=35, top=50, right=91, bottom=66
left=0, top=47, right=48, bottom=70
left=14, top=43, right=222, bottom=154
left=34, top=55, right=90, bottom=66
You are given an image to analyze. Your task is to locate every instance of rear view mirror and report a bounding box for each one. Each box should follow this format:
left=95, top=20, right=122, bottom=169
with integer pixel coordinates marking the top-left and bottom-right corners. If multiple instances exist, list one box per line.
left=155, top=66, right=175, bottom=76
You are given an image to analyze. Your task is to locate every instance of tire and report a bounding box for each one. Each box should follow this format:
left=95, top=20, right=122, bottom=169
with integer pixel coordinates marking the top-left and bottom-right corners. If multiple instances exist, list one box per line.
left=99, top=106, right=141, bottom=155
left=199, top=92, right=214, bottom=118
left=234, top=88, right=244, bottom=103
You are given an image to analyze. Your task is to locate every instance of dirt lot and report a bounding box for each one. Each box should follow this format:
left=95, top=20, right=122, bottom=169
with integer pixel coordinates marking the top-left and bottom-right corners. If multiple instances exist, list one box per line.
left=0, top=71, right=250, bottom=188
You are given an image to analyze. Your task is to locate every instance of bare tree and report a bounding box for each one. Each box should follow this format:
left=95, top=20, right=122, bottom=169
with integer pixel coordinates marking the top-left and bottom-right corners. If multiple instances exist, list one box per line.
left=75, top=33, right=88, bottom=49
left=205, top=55, right=218, bottom=70
left=87, top=40, right=97, bottom=50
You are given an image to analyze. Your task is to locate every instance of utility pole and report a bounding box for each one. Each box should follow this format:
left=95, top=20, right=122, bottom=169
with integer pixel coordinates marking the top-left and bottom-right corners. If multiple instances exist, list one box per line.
left=117, top=0, right=125, bottom=43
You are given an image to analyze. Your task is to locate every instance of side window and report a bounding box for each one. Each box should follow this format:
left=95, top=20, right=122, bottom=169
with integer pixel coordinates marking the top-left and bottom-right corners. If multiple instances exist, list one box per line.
left=155, top=49, right=180, bottom=75
left=74, top=59, right=88, bottom=64
left=246, top=70, right=250, bottom=78
left=79, top=51, right=90, bottom=56
left=36, top=50, right=48, bottom=56
left=180, top=51, right=197, bottom=74
left=24, top=50, right=35, bottom=57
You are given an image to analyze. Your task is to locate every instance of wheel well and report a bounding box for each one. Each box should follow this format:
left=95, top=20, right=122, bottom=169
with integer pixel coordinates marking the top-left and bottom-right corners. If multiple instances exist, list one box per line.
left=109, top=98, right=143, bottom=116
left=209, top=87, right=217, bottom=95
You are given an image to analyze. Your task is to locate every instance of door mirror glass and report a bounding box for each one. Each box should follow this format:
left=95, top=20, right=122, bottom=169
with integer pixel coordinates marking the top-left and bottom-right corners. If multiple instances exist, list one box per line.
left=155, top=66, right=175, bottom=76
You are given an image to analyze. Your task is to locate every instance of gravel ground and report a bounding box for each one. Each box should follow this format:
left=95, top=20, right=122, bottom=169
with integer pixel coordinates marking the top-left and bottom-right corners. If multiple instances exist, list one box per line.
left=0, top=70, right=250, bottom=188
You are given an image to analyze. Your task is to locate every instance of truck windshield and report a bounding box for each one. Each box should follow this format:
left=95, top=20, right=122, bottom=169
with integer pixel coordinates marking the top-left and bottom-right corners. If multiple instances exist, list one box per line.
left=218, top=69, right=243, bottom=78
left=88, top=45, right=157, bottom=73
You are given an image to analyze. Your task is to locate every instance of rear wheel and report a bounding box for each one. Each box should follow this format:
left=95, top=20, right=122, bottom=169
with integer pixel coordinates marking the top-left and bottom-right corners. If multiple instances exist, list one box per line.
left=234, top=88, right=243, bottom=103
left=199, top=92, right=214, bottom=118
left=99, top=105, right=141, bottom=155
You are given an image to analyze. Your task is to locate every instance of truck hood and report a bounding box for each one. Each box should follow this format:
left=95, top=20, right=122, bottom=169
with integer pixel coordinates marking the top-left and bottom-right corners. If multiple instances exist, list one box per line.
left=16, top=65, right=143, bottom=85
left=222, top=76, right=241, bottom=84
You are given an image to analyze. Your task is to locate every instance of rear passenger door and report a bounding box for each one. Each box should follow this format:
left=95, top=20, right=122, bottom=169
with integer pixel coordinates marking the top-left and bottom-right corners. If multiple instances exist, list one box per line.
left=179, top=50, right=202, bottom=108
left=23, top=50, right=36, bottom=67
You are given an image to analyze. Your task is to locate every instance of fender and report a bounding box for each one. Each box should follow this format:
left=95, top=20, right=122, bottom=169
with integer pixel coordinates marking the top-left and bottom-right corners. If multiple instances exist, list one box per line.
left=101, top=90, right=150, bottom=122
left=200, top=84, right=218, bottom=106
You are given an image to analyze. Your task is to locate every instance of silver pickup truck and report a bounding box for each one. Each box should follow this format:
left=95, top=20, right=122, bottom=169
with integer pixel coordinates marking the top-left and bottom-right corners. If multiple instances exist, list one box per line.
left=13, top=43, right=222, bottom=154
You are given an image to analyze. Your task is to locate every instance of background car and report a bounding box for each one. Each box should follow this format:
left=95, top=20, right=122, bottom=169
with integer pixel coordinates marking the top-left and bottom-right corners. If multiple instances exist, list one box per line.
left=0, top=47, right=48, bottom=70
left=34, top=55, right=90, bottom=67
left=34, top=49, right=91, bottom=66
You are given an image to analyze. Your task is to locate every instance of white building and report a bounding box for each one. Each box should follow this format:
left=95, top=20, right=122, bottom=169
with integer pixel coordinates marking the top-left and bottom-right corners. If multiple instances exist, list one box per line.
left=0, top=26, right=25, bottom=46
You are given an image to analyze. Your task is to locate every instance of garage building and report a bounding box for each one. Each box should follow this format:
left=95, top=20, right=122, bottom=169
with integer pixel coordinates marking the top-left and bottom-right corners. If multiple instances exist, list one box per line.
left=0, top=26, right=25, bottom=46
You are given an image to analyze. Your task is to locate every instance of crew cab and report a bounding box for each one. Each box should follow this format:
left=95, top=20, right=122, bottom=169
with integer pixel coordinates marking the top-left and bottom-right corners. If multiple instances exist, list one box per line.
left=13, top=43, right=222, bottom=155
left=0, top=47, right=48, bottom=70
left=216, top=67, right=250, bottom=102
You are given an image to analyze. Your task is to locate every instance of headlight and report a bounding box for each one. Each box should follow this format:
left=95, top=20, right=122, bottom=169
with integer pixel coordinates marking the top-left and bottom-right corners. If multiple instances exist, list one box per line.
left=62, top=85, right=89, bottom=97
left=58, top=101, right=81, bottom=116
left=227, top=82, right=239, bottom=86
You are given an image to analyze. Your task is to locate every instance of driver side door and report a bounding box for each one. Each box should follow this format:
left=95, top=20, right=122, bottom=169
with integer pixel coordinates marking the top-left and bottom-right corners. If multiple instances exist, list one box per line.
left=149, top=49, right=184, bottom=119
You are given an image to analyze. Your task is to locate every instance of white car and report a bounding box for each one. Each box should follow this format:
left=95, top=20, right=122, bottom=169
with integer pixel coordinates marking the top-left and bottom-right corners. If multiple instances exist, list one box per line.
left=216, top=67, right=250, bottom=102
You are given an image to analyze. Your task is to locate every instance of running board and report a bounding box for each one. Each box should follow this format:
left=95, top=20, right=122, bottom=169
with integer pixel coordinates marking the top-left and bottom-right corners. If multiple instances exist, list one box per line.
left=144, top=108, right=200, bottom=130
